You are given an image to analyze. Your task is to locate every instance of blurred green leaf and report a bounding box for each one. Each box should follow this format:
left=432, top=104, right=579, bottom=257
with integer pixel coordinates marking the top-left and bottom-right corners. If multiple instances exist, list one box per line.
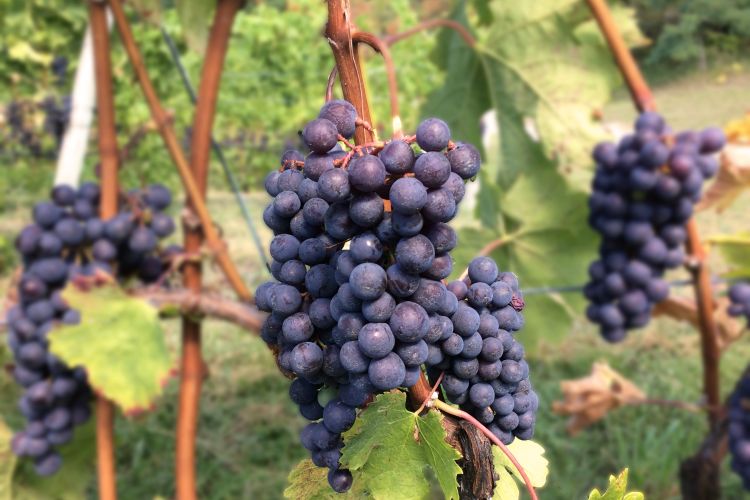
left=49, top=283, right=173, bottom=414
left=588, top=468, right=644, bottom=500
left=176, top=0, right=215, bottom=53
left=129, top=0, right=162, bottom=24
left=13, top=423, right=95, bottom=500
left=493, top=439, right=549, bottom=490
left=424, top=1, right=635, bottom=191
left=708, top=231, right=750, bottom=277
left=0, top=418, right=16, bottom=500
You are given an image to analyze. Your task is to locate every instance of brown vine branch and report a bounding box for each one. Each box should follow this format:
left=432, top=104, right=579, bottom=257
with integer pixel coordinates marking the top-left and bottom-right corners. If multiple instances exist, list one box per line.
left=325, top=0, right=374, bottom=144
left=384, top=19, right=476, bottom=48
left=434, top=400, right=538, bottom=500
left=175, top=1, right=244, bottom=498
left=136, top=288, right=265, bottom=332
left=351, top=31, right=402, bottom=138
left=89, top=2, right=119, bottom=498
left=108, top=0, right=252, bottom=303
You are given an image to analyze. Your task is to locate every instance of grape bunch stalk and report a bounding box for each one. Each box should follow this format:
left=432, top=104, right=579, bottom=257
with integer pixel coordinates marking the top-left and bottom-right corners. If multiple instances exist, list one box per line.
left=585, top=111, right=726, bottom=342
left=256, top=100, right=537, bottom=493
left=7, top=183, right=179, bottom=475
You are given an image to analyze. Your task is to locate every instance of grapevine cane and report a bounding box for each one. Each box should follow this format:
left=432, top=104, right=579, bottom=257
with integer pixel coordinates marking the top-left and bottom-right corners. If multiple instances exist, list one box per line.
left=89, top=2, right=118, bottom=498
left=175, top=1, right=244, bottom=498
left=325, top=0, right=374, bottom=145
left=108, top=0, right=252, bottom=303
left=584, top=0, right=721, bottom=429
left=324, top=0, right=436, bottom=412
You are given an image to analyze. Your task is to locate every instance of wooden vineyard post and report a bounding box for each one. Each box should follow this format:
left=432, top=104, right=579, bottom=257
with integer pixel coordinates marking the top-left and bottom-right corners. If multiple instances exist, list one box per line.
left=89, top=1, right=119, bottom=499
left=175, top=1, right=245, bottom=499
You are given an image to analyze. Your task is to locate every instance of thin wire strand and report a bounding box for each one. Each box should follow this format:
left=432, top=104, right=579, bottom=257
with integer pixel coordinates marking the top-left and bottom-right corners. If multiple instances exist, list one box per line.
left=522, top=275, right=746, bottom=296
left=160, top=26, right=269, bottom=270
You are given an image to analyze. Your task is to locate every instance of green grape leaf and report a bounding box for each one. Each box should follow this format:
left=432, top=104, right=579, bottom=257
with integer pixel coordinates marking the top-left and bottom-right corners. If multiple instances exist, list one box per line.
left=128, top=0, right=162, bottom=23
left=708, top=231, right=750, bottom=277
left=340, top=392, right=462, bottom=500
left=588, top=469, right=644, bottom=500
left=492, top=439, right=549, bottom=489
left=48, top=283, right=173, bottom=414
left=8, top=41, right=53, bottom=66
left=176, top=0, right=216, bottom=53
left=0, top=418, right=16, bottom=500
left=493, top=466, right=520, bottom=500
left=13, top=422, right=95, bottom=500
left=283, top=459, right=365, bottom=500
left=423, top=5, right=489, bottom=155
left=424, top=1, right=640, bottom=191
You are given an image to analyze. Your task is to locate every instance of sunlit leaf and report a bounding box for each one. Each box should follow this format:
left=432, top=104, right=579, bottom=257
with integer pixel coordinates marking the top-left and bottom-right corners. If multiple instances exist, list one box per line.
left=341, top=392, right=462, bottom=500
left=48, top=283, right=173, bottom=414
left=588, top=468, right=644, bottom=500
left=283, top=459, right=365, bottom=500
left=0, top=418, right=15, bottom=500
left=708, top=231, right=750, bottom=277
left=176, top=0, right=216, bottom=53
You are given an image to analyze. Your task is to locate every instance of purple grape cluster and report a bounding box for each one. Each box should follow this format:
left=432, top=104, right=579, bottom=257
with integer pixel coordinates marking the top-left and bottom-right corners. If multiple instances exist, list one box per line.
left=729, top=368, right=750, bottom=489
left=256, top=100, right=532, bottom=493
left=7, top=183, right=178, bottom=475
left=585, top=112, right=725, bottom=342
left=728, top=282, right=750, bottom=326
left=430, top=257, right=537, bottom=444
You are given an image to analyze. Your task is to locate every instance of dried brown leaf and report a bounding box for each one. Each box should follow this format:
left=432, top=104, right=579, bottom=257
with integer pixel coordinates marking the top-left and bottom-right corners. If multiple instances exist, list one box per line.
left=697, top=145, right=750, bottom=213
left=552, top=362, right=646, bottom=435
left=653, top=296, right=744, bottom=350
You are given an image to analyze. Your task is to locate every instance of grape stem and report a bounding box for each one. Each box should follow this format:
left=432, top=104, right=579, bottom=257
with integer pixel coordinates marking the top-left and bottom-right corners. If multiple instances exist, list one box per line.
left=432, top=399, right=539, bottom=500
left=351, top=31, right=403, bottom=138
left=89, top=1, right=119, bottom=497
left=413, top=371, right=444, bottom=415
left=135, top=287, right=265, bottom=332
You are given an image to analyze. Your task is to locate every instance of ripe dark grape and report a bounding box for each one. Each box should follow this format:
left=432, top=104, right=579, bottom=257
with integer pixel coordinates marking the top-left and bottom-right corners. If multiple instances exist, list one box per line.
left=585, top=113, right=724, bottom=341
left=729, top=368, right=750, bottom=489
left=379, top=139, right=415, bottom=174
left=303, top=118, right=339, bottom=154
left=319, top=99, right=357, bottom=139
left=416, top=118, right=450, bottom=152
